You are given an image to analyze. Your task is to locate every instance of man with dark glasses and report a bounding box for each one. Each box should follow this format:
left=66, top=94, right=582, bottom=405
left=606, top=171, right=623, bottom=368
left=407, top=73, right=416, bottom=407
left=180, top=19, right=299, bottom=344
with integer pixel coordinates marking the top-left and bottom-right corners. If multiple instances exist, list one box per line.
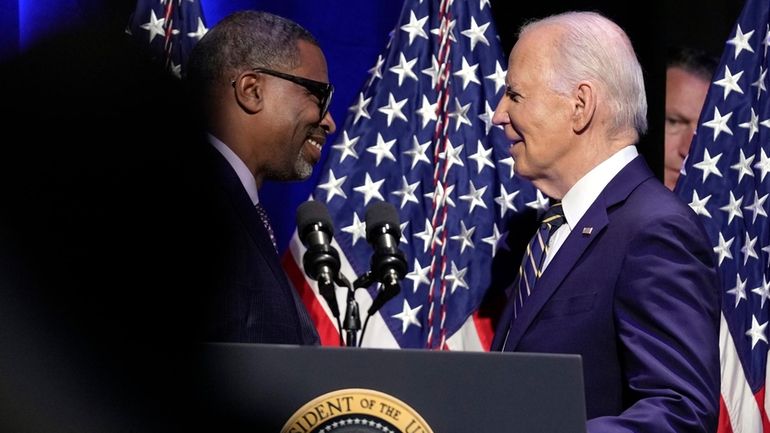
left=183, top=10, right=336, bottom=345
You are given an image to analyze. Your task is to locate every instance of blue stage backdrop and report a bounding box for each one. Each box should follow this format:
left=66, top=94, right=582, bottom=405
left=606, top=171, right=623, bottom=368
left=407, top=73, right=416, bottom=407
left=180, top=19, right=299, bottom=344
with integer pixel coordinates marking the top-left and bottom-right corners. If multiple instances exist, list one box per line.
left=2, top=0, right=403, bottom=253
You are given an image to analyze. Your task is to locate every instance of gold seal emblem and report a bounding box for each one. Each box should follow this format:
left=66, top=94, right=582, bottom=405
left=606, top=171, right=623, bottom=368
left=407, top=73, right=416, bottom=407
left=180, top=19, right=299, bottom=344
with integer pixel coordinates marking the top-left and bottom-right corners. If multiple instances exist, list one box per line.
left=281, top=388, right=434, bottom=433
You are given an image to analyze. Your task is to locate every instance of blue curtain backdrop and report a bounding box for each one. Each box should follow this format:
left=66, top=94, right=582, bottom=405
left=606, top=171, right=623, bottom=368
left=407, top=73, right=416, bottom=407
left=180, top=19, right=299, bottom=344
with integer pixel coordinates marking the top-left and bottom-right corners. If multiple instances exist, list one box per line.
left=1, top=0, right=403, bottom=253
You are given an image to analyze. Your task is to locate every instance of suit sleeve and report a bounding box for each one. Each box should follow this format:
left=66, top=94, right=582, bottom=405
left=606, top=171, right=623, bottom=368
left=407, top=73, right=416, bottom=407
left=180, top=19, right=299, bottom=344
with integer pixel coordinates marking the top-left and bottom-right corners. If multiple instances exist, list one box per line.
left=587, top=211, right=721, bottom=433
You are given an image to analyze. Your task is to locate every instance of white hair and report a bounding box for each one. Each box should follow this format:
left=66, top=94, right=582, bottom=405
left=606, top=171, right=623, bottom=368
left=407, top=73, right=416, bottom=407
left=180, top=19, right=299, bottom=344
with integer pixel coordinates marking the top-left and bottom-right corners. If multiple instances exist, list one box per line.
left=521, top=11, right=648, bottom=138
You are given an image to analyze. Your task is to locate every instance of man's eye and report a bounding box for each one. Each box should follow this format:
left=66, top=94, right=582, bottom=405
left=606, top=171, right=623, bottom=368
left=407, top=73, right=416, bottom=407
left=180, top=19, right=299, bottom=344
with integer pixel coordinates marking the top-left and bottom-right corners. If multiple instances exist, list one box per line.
left=505, top=86, right=521, bottom=102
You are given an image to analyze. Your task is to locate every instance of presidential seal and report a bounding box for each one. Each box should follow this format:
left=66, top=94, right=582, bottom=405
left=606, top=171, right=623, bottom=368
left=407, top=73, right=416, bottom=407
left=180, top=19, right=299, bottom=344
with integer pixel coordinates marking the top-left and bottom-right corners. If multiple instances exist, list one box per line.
left=281, top=388, right=434, bottom=433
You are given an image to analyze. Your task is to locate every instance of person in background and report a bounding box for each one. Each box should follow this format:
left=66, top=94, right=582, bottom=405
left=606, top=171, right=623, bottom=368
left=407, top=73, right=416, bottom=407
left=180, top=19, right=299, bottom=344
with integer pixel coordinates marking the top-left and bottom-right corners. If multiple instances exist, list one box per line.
left=183, top=10, right=337, bottom=344
left=491, top=11, right=720, bottom=433
left=664, top=46, right=718, bottom=189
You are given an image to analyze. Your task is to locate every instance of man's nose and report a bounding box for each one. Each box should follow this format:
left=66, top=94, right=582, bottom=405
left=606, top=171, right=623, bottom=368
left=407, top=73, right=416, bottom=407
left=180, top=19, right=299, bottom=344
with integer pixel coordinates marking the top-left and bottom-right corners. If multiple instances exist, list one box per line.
left=492, top=99, right=509, bottom=125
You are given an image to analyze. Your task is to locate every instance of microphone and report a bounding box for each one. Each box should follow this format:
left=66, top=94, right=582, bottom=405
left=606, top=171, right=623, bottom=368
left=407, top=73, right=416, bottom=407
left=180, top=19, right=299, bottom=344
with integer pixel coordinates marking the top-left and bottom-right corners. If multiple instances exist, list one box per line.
left=364, top=201, right=407, bottom=315
left=296, top=200, right=341, bottom=318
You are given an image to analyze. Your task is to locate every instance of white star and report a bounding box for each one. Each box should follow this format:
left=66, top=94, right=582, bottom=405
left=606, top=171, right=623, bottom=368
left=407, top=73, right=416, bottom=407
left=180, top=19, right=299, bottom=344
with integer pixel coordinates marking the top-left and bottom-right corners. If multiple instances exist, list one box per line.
left=392, top=299, right=423, bottom=333
left=469, top=140, right=495, bottom=174
left=713, top=232, right=734, bottom=266
left=366, top=133, right=397, bottom=166
left=459, top=181, right=488, bottom=213
left=752, top=275, right=770, bottom=308
left=688, top=191, right=712, bottom=218
left=752, top=66, right=767, bottom=100
left=392, top=176, right=420, bottom=209
left=526, top=190, right=550, bottom=211
left=170, top=61, right=182, bottom=79
left=186, top=17, right=207, bottom=40
left=739, top=108, right=760, bottom=142
left=494, top=184, right=519, bottom=218
left=745, top=315, right=768, bottom=349
left=341, top=212, right=367, bottom=246
left=438, top=140, right=465, bottom=172
left=741, top=232, right=759, bottom=265
left=377, top=93, right=408, bottom=126
left=425, top=183, right=456, bottom=208
left=406, top=258, right=431, bottom=292
left=461, top=17, right=490, bottom=51
left=400, top=221, right=410, bottom=245
left=764, top=24, right=770, bottom=56
left=445, top=261, right=469, bottom=293
left=744, top=192, right=768, bottom=223
left=404, top=136, right=431, bottom=169
left=421, top=56, right=443, bottom=89
left=349, top=93, right=372, bottom=124
left=680, top=154, right=689, bottom=177
left=730, top=148, right=755, bottom=183
left=726, top=274, right=747, bottom=308
left=353, top=173, right=385, bottom=205
left=332, top=131, right=359, bottom=163
left=450, top=221, right=476, bottom=253
left=140, top=9, right=166, bottom=43
left=692, top=149, right=723, bottom=182
left=719, top=191, right=743, bottom=224
left=389, top=53, right=418, bottom=86
left=484, top=61, right=507, bottom=94
left=367, top=55, right=385, bottom=86
left=763, top=243, right=770, bottom=267
left=500, top=156, right=515, bottom=178
left=317, top=172, right=347, bottom=203
left=478, top=101, right=500, bottom=134
left=400, top=11, right=428, bottom=45
left=713, top=65, right=744, bottom=100
left=449, top=98, right=472, bottom=131
left=479, top=0, right=491, bottom=10
left=482, top=224, right=506, bottom=256
left=415, top=95, right=438, bottom=129
left=754, top=148, right=770, bottom=181
left=415, top=219, right=437, bottom=253
left=430, top=18, right=457, bottom=43
left=701, top=107, right=733, bottom=141
left=453, top=58, right=481, bottom=90
left=727, top=24, right=755, bottom=59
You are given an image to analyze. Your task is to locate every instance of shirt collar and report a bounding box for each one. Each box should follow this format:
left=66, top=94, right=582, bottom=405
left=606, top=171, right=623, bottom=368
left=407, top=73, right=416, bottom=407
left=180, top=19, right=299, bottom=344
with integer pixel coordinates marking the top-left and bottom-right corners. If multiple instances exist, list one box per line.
left=561, top=145, right=639, bottom=229
left=207, top=133, right=260, bottom=206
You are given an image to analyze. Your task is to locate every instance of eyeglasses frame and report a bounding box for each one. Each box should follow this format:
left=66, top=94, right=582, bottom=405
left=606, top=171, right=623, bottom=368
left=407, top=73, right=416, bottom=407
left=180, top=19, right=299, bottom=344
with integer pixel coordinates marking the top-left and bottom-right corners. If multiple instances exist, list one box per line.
left=237, top=67, right=333, bottom=120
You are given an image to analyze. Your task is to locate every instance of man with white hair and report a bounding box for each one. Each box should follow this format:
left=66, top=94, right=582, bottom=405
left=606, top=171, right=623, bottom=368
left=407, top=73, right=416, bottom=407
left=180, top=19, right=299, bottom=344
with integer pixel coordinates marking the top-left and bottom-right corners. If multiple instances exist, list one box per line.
left=491, top=11, right=720, bottom=432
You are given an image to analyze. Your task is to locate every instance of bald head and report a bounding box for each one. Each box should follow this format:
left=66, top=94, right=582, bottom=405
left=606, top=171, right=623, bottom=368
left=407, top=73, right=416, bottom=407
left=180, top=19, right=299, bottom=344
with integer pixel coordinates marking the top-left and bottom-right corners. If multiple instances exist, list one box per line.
left=520, top=11, right=647, bottom=140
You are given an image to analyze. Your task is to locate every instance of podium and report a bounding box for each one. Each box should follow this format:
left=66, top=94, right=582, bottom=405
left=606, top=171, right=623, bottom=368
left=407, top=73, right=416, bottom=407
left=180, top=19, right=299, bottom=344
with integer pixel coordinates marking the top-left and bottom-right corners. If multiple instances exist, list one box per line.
left=194, top=343, right=587, bottom=433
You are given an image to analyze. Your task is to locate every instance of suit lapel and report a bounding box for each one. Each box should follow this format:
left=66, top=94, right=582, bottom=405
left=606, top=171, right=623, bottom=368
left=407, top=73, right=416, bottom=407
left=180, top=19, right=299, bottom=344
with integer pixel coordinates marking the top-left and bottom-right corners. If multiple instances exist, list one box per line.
left=503, top=156, right=654, bottom=351
left=208, top=146, right=287, bottom=277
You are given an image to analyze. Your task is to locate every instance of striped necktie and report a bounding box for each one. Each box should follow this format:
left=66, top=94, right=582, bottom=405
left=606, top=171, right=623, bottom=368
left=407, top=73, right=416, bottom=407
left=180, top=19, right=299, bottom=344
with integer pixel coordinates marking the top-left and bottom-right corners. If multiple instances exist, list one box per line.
left=255, top=202, right=278, bottom=253
left=511, top=201, right=565, bottom=320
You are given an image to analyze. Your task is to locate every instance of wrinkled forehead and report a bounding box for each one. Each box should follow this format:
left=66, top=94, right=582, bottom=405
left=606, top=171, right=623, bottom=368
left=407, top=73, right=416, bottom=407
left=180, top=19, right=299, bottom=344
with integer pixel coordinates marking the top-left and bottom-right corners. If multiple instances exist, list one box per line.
left=506, top=28, right=556, bottom=86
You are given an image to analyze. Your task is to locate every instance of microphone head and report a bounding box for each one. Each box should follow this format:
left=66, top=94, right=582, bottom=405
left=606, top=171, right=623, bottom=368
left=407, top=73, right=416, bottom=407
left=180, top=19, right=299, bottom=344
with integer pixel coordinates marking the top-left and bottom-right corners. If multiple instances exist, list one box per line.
left=365, top=201, right=401, bottom=243
left=296, top=200, right=334, bottom=242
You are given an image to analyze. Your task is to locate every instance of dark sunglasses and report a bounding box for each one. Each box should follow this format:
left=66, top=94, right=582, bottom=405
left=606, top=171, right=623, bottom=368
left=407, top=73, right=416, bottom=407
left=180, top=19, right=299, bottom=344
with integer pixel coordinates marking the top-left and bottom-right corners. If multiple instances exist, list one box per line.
left=251, top=67, right=334, bottom=120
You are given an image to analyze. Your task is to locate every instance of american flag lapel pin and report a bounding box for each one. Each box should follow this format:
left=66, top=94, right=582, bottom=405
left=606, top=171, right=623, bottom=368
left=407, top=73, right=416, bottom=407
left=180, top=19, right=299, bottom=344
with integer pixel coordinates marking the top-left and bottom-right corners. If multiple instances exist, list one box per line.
left=582, top=227, right=593, bottom=236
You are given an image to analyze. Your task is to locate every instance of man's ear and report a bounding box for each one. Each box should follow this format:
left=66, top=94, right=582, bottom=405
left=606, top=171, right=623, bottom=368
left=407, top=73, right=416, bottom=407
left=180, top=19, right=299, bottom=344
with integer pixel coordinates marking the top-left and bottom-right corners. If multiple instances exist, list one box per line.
left=231, top=71, right=264, bottom=114
left=572, top=82, right=595, bottom=133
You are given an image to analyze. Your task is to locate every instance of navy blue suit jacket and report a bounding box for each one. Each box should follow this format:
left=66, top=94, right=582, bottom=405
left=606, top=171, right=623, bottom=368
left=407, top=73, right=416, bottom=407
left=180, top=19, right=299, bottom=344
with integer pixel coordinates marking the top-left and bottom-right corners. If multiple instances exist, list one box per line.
left=185, top=143, right=319, bottom=345
left=492, top=156, right=720, bottom=433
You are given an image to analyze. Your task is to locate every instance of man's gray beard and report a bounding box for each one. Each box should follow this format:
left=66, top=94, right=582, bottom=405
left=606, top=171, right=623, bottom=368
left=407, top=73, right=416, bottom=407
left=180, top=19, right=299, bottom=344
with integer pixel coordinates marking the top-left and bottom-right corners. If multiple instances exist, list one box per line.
left=294, top=151, right=313, bottom=180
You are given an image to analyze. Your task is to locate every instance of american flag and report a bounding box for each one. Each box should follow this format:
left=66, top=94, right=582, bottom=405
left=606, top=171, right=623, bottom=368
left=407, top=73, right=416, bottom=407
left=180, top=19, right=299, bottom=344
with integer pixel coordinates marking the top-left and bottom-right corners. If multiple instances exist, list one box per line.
left=126, top=0, right=208, bottom=78
left=284, top=0, right=541, bottom=350
left=675, top=0, right=770, bottom=430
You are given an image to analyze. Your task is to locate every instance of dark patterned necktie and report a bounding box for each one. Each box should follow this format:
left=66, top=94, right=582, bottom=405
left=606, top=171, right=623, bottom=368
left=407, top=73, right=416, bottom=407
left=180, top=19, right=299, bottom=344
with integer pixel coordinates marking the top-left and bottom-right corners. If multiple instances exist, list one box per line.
left=511, top=201, right=565, bottom=320
left=255, top=202, right=278, bottom=253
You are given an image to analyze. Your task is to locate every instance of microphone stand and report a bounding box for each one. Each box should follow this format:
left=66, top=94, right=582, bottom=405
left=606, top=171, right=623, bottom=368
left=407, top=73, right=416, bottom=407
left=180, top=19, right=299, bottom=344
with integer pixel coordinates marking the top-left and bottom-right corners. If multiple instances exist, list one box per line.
left=343, top=289, right=360, bottom=347
left=333, top=272, right=378, bottom=347
left=334, top=274, right=360, bottom=347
